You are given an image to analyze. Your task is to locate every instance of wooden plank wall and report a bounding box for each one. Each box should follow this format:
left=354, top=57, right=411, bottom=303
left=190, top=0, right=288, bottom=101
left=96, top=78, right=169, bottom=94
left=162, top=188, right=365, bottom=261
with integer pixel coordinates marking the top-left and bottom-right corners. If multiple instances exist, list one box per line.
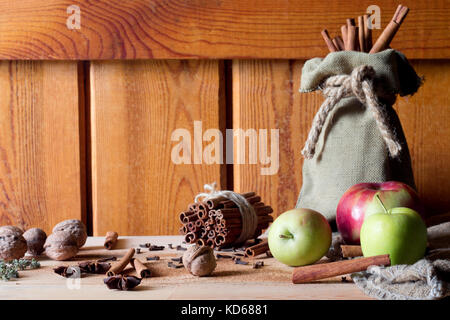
left=0, top=61, right=84, bottom=233
left=90, top=60, right=226, bottom=235
left=0, top=1, right=448, bottom=235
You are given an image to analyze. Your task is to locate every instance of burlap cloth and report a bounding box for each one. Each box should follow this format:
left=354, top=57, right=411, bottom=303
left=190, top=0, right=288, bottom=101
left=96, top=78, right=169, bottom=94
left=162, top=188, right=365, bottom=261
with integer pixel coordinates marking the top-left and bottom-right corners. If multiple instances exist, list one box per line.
left=327, top=222, right=450, bottom=300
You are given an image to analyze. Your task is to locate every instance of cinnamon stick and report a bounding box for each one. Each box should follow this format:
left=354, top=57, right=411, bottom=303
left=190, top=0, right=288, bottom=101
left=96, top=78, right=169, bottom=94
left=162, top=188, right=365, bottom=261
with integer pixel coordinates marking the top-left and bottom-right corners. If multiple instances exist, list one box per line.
left=245, top=240, right=269, bottom=257
left=332, top=36, right=344, bottom=51
left=357, top=16, right=365, bottom=52
left=107, top=248, right=135, bottom=277
left=292, top=254, right=390, bottom=284
left=370, top=5, right=409, bottom=53
left=130, top=258, right=151, bottom=278
left=341, top=245, right=363, bottom=258
left=341, top=25, right=348, bottom=50
left=104, top=231, right=119, bottom=250
left=363, top=14, right=372, bottom=52
left=321, top=29, right=338, bottom=52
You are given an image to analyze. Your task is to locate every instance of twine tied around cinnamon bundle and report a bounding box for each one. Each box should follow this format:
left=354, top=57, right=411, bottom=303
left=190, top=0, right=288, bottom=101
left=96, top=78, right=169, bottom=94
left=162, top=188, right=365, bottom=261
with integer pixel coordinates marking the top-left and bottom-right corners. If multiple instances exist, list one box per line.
left=301, top=65, right=402, bottom=159
left=195, top=183, right=258, bottom=244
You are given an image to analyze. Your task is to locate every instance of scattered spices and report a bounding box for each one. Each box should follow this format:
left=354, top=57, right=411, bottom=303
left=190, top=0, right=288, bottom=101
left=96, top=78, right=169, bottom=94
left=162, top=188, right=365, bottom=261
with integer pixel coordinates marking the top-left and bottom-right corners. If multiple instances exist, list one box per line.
left=103, top=275, right=141, bottom=291
left=139, top=243, right=151, bottom=248
left=252, top=261, right=264, bottom=269
left=218, top=248, right=234, bottom=252
left=53, top=266, right=80, bottom=278
left=97, top=256, right=117, bottom=262
left=135, top=248, right=141, bottom=254
left=176, top=245, right=187, bottom=251
left=341, top=276, right=350, bottom=283
left=146, top=256, right=160, bottom=261
left=78, top=261, right=111, bottom=274
left=171, top=257, right=183, bottom=263
left=149, top=245, right=165, bottom=251
left=216, top=254, right=233, bottom=259
left=167, top=243, right=174, bottom=249
left=233, top=252, right=245, bottom=257
left=183, top=245, right=216, bottom=276
left=168, top=261, right=183, bottom=269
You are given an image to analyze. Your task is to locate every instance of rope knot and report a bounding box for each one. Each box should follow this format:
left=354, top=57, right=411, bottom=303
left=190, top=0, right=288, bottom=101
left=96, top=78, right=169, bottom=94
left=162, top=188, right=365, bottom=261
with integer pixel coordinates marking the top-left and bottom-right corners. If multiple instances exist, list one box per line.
left=301, top=64, right=402, bottom=159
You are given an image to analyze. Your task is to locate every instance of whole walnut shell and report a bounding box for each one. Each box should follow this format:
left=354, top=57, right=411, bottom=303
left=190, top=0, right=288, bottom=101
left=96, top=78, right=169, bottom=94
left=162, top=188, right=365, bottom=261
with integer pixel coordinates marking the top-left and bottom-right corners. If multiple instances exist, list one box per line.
left=23, top=228, right=47, bottom=256
left=183, top=245, right=216, bottom=276
left=0, top=226, right=27, bottom=261
left=44, top=231, right=79, bottom=261
left=52, top=219, right=87, bottom=248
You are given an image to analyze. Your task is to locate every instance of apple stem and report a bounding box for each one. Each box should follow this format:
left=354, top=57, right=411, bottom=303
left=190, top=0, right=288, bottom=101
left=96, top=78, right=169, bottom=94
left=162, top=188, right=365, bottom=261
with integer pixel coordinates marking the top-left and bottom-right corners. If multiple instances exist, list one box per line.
left=279, top=234, right=294, bottom=239
left=375, top=194, right=388, bottom=214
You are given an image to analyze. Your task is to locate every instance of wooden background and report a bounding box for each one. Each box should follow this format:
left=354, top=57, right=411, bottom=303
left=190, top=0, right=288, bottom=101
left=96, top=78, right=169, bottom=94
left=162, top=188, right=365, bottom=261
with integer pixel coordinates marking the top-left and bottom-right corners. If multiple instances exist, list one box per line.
left=0, top=0, right=448, bottom=235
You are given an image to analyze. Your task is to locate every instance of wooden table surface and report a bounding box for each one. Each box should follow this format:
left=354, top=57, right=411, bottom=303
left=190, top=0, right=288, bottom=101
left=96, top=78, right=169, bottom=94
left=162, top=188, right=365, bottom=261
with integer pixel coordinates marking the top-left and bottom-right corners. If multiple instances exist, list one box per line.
left=0, top=236, right=371, bottom=300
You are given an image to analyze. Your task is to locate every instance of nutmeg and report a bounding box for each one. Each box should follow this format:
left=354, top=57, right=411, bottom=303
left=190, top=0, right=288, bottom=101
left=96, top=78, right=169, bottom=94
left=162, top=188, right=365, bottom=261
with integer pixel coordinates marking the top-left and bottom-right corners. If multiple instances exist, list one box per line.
left=44, top=231, right=79, bottom=261
left=182, top=245, right=216, bottom=276
left=0, top=226, right=27, bottom=261
left=23, top=228, right=47, bottom=256
left=52, top=219, right=87, bottom=248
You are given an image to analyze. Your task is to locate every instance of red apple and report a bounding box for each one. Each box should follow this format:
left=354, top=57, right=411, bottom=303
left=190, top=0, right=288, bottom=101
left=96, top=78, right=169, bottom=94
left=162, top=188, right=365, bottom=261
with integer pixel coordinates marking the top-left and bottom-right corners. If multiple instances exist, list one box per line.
left=336, top=181, right=425, bottom=244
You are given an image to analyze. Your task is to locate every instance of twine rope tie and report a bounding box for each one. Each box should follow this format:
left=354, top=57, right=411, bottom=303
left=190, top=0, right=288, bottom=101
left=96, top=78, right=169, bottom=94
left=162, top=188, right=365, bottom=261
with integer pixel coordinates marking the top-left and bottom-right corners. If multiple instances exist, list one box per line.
left=195, top=183, right=258, bottom=244
left=301, top=65, right=402, bottom=159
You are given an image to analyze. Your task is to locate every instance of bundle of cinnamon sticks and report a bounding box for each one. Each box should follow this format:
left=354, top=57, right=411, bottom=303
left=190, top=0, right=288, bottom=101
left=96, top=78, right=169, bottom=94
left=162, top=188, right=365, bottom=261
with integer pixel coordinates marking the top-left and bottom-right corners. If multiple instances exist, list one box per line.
left=321, top=5, right=409, bottom=53
left=179, top=192, right=273, bottom=249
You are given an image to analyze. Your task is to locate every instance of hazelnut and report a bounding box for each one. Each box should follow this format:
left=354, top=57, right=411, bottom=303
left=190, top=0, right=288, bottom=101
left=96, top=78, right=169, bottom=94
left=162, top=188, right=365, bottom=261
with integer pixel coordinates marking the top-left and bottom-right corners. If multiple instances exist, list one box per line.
left=44, top=231, right=79, bottom=261
left=52, top=219, right=87, bottom=248
left=183, top=245, right=216, bottom=276
left=0, top=226, right=27, bottom=261
left=23, top=228, right=47, bottom=256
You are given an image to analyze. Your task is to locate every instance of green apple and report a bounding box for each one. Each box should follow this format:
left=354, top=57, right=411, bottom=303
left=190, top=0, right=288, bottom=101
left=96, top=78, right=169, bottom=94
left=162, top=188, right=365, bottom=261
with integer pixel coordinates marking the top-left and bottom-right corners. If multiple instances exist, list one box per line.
left=268, top=208, right=331, bottom=267
left=360, top=195, right=427, bottom=266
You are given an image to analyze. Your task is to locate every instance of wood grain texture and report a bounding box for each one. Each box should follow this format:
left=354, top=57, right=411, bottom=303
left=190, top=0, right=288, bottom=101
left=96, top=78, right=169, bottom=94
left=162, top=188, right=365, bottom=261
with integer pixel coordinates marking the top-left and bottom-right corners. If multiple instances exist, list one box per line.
left=395, top=60, right=450, bottom=215
left=90, top=60, right=226, bottom=236
left=233, top=59, right=450, bottom=220
left=232, top=60, right=321, bottom=217
left=0, top=0, right=448, bottom=60
left=0, top=61, right=84, bottom=233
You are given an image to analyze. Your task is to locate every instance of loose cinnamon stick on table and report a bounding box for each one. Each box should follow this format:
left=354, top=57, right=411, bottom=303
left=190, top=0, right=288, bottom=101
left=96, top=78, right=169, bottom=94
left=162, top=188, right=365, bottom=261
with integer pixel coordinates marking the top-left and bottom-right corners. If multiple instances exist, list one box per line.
left=245, top=240, right=269, bottom=257
left=292, top=254, right=390, bottom=284
left=370, top=5, right=409, bottom=53
left=341, top=245, right=363, bottom=258
left=321, top=29, right=338, bottom=53
left=107, top=248, right=135, bottom=276
left=130, top=258, right=152, bottom=278
left=104, top=231, right=119, bottom=250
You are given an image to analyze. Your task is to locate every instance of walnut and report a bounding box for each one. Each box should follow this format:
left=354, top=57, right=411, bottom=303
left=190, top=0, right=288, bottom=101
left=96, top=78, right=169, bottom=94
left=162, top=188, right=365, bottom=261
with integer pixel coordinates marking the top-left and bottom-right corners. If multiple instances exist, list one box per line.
left=0, top=226, right=27, bottom=261
left=1, top=225, right=24, bottom=236
left=23, top=228, right=47, bottom=256
left=182, top=245, right=216, bottom=276
left=52, top=219, right=87, bottom=248
left=44, top=231, right=79, bottom=261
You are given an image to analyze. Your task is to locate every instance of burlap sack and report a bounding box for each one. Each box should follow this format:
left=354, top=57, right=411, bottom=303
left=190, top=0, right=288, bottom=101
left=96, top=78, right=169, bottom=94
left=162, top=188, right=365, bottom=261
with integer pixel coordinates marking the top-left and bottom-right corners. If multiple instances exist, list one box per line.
left=296, top=50, right=422, bottom=226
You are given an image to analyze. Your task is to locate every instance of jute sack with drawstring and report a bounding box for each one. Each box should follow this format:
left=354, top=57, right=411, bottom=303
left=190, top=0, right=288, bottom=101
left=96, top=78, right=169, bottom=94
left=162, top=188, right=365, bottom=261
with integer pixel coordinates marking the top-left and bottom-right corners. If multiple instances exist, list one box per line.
left=295, top=49, right=422, bottom=227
